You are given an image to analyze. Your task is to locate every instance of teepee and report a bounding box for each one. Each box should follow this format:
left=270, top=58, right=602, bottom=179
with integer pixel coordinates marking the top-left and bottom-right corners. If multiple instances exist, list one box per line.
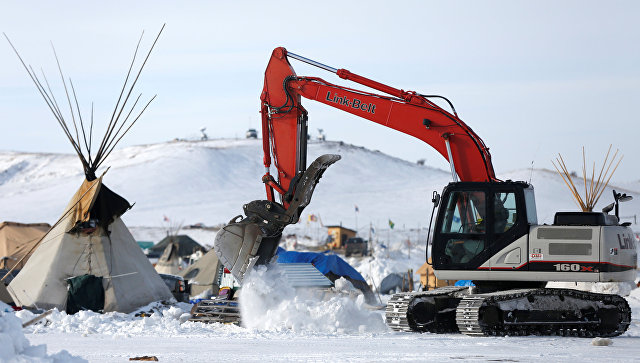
left=180, top=249, right=223, bottom=297
left=154, top=242, right=183, bottom=275
left=5, top=26, right=173, bottom=313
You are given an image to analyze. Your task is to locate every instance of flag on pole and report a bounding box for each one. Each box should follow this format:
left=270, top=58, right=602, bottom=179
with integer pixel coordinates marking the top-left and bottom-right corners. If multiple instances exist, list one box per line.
left=370, top=226, right=375, bottom=234
left=388, top=219, right=395, bottom=229
left=308, top=214, right=318, bottom=222
left=163, top=215, right=170, bottom=222
left=355, top=205, right=359, bottom=212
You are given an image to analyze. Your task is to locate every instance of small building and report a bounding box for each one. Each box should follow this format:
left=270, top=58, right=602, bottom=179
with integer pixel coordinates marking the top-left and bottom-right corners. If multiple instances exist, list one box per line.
left=325, top=225, right=356, bottom=249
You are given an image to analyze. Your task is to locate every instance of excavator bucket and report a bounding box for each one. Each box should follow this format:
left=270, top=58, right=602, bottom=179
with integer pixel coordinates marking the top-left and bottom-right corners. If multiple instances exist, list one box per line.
left=214, top=154, right=340, bottom=283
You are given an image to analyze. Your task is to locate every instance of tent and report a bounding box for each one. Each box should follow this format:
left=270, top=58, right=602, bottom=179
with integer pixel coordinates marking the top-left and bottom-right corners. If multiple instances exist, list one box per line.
left=0, top=222, right=50, bottom=270
left=8, top=178, right=174, bottom=313
left=180, top=249, right=222, bottom=297
left=379, top=273, right=408, bottom=295
left=6, top=32, right=173, bottom=313
left=149, top=235, right=203, bottom=258
left=276, top=248, right=375, bottom=303
left=155, top=242, right=182, bottom=275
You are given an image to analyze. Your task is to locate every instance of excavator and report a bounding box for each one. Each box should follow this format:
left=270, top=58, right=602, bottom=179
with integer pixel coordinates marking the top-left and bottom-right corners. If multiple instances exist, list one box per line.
left=213, top=47, right=636, bottom=337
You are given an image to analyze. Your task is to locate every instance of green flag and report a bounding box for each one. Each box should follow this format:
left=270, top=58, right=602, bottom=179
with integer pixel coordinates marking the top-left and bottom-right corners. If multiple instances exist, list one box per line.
left=388, top=219, right=395, bottom=229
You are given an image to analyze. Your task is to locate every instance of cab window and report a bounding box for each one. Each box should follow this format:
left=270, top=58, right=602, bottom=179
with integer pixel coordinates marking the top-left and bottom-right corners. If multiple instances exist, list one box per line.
left=440, top=191, right=486, bottom=234
left=494, top=192, right=517, bottom=233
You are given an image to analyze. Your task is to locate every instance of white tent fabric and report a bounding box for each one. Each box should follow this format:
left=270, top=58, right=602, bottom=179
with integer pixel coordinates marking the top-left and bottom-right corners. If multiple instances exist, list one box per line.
left=8, top=180, right=173, bottom=313
left=180, top=249, right=222, bottom=297
left=155, top=243, right=182, bottom=275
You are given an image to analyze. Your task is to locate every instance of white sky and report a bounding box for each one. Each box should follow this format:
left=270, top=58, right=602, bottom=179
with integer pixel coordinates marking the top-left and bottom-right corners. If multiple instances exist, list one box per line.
left=1, top=1, right=639, bottom=182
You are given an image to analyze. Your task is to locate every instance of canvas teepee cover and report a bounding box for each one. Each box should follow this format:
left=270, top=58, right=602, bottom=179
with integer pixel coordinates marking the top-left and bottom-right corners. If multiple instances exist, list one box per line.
left=154, top=242, right=182, bottom=275
left=0, top=222, right=50, bottom=270
left=180, top=249, right=222, bottom=297
left=8, top=177, right=173, bottom=313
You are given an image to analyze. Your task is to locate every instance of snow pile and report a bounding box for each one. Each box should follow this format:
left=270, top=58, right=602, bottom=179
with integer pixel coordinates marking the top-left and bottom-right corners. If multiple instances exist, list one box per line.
left=0, top=310, right=87, bottom=363
left=547, top=281, right=636, bottom=296
left=15, top=302, right=200, bottom=338
left=240, top=265, right=387, bottom=334
left=347, top=242, right=427, bottom=296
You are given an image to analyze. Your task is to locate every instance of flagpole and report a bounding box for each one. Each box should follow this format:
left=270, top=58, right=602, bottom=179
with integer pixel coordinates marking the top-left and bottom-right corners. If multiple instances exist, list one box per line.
left=368, top=222, right=372, bottom=255
left=354, top=205, right=358, bottom=236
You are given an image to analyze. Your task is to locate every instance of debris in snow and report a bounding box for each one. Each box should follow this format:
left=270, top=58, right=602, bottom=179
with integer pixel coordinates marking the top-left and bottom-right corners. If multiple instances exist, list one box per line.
left=0, top=310, right=87, bottom=362
left=591, top=337, right=613, bottom=346
left=22, top=309, right=54, bottom=328
left=129, top=356, right=159, bottom=361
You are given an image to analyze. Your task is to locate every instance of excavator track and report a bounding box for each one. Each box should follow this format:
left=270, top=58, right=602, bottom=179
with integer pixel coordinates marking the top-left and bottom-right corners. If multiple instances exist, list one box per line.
left=456, top=288, right=631, bottom=337
left=386, top=286, right=468, bottom=333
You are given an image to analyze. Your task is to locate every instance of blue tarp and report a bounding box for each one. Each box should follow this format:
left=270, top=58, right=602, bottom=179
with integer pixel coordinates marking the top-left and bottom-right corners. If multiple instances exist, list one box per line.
left=276, top=247, right=366, bottom=282
left=455, top=280, right=475, bottom=286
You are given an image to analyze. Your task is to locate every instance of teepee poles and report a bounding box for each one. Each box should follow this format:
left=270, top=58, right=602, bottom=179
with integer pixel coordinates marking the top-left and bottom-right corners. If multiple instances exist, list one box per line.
left=4, top=24, right=164, bottom=179
left=552, top=145, right=623, bottom=212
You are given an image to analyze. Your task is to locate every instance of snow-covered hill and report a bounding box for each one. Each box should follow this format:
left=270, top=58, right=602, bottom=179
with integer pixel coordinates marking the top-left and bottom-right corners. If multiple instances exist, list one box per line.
left=1, top=138, right=639, bottom=231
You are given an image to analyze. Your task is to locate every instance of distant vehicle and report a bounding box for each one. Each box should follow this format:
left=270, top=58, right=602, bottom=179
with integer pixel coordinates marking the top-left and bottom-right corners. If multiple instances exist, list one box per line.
left=246, top=128, right=258, bottom=138
left=159, top=273, right=189, bottom=303
left=344, top=237, right=368, bottom=257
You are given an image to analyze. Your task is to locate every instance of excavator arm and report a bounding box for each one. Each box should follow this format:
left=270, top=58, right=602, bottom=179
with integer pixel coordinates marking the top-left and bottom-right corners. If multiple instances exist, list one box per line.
left=215, top=47, right=498, bottom=283
left=261, top=47, right=497, bottom=208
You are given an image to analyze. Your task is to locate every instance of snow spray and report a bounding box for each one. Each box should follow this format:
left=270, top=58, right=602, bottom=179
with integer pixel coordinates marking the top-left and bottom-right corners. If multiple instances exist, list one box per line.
left=239, top=265, right=387, bottom=333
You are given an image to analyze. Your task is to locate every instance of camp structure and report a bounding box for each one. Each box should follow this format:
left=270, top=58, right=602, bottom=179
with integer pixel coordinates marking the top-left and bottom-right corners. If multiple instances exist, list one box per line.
left=415, top=259, right=456, bottom=290
left=154, top=242, right=183, bottom=275
left=0, top=222, right=50, bottom=270
left=8, top=177, right=174, bottom=313
left=5, top=27, right=173, bottom=313
left=149, top=235, right=204, bottom=259
left=276, top=247, right=376, bottom=303
left=180, top=249, right=223, bottom=297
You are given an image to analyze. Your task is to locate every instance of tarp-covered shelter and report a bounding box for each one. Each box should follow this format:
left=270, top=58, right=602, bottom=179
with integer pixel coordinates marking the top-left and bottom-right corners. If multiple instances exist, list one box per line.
left=180, top=249, right=222, bottom=297
left=276, top=247, right=375, bottom=302
left=155, top=242, right=182, bottom=275
left=416, top=259, right=457, bottom=290
left=8, top=177, right=174, bottom=313
left=0, top=222, right=51, bottom=270
left=379, top=273, right=408, bottom=294
left=150, top=235, right=204, bottom=258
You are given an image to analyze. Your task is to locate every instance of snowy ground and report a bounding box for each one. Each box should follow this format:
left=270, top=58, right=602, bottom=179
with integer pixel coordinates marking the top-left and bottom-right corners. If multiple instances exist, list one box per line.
left=13, top=287, right=640, bottom=362
left=11, top=258, right=640, bottom=363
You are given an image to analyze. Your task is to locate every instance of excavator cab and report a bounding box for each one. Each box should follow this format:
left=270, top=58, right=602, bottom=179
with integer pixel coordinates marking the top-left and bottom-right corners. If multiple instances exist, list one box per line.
left=432, top=181, right=536, bottom=273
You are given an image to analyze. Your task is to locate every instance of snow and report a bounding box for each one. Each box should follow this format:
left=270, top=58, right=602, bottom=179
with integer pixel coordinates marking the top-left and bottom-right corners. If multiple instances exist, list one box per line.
left=239, top=266, right=386, bottom=334
left=16, top=303, right=640, bottom=362
left=2, top=273, right=637, bottom=362
left=0, top=308, right=86, bottom=363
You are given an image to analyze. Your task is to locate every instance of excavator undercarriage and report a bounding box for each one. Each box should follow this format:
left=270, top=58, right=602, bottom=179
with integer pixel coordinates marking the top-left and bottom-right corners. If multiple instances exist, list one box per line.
left=386, top=286, right=631, bottom=337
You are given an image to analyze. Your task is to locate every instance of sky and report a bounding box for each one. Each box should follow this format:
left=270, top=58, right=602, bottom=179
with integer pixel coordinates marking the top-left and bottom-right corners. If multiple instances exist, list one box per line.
left=1, top=1, right=639, bottom=182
